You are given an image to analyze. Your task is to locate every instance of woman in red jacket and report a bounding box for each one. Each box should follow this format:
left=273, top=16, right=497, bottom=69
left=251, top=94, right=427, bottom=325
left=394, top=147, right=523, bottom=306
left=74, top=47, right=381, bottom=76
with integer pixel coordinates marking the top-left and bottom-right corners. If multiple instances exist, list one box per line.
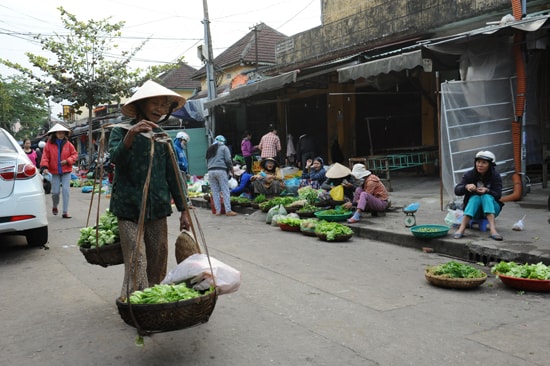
left=40, top=123, right=78, bottom=218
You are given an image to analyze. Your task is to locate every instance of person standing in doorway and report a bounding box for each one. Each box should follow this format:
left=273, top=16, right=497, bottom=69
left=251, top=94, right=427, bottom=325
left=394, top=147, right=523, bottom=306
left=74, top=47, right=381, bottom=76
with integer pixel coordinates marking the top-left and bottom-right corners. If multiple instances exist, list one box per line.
left=241, top=130, right=257, bottom=173
left=40, top=123, right=78, bottom=218
left=296, top=133, right=316, bottom=170
left=258, top=124, right=281, bottom=163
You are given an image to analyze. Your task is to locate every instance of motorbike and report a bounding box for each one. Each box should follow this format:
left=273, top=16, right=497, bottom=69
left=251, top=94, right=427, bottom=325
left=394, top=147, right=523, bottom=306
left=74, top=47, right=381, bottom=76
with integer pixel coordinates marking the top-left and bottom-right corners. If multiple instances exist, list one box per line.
left=87, top=152, right=114, bottom=180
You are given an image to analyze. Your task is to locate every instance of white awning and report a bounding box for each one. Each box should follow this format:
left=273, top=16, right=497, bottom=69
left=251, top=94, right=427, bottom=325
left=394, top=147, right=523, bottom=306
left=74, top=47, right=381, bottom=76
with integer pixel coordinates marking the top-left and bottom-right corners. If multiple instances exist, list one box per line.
left=204, top=70, right=299, bottom=109
left=337, top=50, right=424, bottom=83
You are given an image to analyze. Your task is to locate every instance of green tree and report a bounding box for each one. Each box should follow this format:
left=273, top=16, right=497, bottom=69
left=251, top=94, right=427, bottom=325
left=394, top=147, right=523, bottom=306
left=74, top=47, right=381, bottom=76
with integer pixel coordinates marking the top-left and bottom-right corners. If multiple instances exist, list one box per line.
left=0, top=7, right=145, bottom=164
left=0, top=76, right=49, bottom=139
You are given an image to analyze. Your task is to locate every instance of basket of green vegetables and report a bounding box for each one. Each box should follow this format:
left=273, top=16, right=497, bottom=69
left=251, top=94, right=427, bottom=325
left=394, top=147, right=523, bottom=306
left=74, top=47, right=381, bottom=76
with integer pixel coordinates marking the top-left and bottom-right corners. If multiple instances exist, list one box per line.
left=116, top=282, right=217, bottom=334
left=425, top=261, right=487, bottom=289
left=78, top=209, right=123, bottom=267
left=314, top=221, right=354, bottom=242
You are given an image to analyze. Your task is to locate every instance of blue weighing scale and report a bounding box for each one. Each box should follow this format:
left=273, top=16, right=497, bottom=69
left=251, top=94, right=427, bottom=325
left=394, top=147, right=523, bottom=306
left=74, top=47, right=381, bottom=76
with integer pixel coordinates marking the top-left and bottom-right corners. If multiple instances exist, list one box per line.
left=403, top=202, right=419, bottom=227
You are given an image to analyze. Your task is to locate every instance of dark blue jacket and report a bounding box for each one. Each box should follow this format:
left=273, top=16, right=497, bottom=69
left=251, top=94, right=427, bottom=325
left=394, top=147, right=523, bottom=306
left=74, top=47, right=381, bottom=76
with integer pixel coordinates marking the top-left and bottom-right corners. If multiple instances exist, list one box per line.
left=454, top=166, right=503, bottom=209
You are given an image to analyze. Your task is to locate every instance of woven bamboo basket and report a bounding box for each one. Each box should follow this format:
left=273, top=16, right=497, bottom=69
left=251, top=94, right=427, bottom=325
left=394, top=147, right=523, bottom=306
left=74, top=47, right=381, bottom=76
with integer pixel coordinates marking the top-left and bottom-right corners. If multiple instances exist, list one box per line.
left=425, top=268, right=487, bottom=289
left=80, top=242, right=123, bottom=267
left=315, top=232, right=353, bottom=242
left=116, top=289, right=217, bottom=333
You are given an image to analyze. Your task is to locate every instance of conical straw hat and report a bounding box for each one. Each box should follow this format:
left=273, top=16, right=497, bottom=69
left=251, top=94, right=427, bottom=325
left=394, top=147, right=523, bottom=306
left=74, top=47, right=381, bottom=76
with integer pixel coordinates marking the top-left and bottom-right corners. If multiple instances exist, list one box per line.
left=121, top=80, right=186, bottom=118
left=47, top=123, right=70, bottom=134
left=325, top=162, right=352, bottom=178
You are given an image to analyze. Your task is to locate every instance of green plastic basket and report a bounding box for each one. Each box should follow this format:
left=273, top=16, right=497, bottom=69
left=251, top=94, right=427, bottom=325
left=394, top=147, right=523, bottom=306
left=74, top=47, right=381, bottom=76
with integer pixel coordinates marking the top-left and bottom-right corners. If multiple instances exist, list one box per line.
left=410, top=224, right=450, bottom=238
left=314, top=210, right=353, bottom=222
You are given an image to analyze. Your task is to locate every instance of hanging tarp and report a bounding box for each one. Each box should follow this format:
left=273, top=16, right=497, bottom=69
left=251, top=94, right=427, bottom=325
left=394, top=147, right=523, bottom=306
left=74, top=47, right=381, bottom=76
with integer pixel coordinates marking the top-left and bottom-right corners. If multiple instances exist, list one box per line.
left=440, top=78, right=516, bottom=202
left=172, top=99, right=206, bottom=122
left=204, top=70, right=299, bottom=109
left=337, top=50, right=425, bottom=83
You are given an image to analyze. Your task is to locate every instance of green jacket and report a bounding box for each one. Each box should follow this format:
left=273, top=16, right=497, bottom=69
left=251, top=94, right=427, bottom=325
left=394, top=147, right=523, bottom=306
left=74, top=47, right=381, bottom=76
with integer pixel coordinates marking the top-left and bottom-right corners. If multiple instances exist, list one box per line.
left=108, top=123, right=186, bottom=221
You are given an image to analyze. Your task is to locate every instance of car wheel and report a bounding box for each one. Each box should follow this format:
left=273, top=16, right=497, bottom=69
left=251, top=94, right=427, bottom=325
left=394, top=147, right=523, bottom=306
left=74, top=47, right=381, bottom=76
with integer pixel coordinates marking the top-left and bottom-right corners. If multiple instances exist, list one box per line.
left=25, top=226, right=48, bottom=247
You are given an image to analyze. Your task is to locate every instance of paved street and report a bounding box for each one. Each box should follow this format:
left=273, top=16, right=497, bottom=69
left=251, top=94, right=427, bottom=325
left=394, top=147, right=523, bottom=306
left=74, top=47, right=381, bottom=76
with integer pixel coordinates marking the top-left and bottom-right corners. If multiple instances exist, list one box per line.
left=1, top=186, right=549, bottom=366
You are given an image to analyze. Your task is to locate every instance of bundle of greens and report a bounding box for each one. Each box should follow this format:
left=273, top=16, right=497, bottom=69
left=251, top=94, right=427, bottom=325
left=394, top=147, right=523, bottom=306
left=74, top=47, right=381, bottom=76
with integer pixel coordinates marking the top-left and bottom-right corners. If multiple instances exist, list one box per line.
left=277, top=217, right=302, bottom=227
left=259, top=196, right=296, bottom=211
left=491, top=261, right=550, bottom=280
left=297, top=187, right=319, bottom=204
left=77, top=209, right=119, bottom=248
left=126, top=283, right=214, bottom=304
left=314, top=220, right=353, bottom=241
left=428, top=261, right=486, bottom=279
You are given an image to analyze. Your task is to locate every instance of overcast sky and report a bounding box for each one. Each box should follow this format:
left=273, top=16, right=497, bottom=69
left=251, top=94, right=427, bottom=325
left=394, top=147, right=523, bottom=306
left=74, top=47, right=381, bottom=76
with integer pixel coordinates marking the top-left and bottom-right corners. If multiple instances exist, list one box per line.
left=0, top=0, right=322, bottom=78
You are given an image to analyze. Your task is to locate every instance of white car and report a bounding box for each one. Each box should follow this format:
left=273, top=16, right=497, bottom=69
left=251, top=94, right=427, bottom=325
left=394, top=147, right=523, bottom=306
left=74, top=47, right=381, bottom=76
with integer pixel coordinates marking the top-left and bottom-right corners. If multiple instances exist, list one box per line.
left=0, top=128, right=48, bottom=246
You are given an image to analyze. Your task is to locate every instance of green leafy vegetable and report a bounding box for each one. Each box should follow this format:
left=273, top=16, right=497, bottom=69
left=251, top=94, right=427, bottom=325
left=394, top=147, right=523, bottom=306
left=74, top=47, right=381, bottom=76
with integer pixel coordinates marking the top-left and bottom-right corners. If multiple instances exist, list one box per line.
left=125, top=283, right=213, bottom=304
left=429, top=261, right=485, bottom=279
left=259, top=196, right=296, bottom=211
left=254, top=194, right=267, bottom=203
left=277, top=217, right=302, bottom=227
left=315, top=220, right=353, bottom=241
left=491, top=261, right=550, bottom=280
left=297, top=187, right=319, bottom=204
left=77, top=209, right=119, bottom=248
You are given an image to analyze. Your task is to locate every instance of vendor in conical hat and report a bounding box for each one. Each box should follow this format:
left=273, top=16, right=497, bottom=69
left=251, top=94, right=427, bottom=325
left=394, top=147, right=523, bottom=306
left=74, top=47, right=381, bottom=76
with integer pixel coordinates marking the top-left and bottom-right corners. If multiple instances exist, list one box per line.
left=251, top=157, right=285, bottom=197
left=320, top=162, right=360, bottom=203
left=108, top=79, right=190, bottom=297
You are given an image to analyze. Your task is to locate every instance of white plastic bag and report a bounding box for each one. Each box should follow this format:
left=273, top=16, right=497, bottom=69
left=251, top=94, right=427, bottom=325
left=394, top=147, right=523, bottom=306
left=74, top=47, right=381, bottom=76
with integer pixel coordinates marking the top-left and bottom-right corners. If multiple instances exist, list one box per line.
left=266, top=204, right=287, bottom=224
left=512, top=215, right=526, bottom=231
left=444, top=209, right=463, bottom=227
left=228, top=177, right=238, bottom=189
left=161, top=253, right=241, bottom=295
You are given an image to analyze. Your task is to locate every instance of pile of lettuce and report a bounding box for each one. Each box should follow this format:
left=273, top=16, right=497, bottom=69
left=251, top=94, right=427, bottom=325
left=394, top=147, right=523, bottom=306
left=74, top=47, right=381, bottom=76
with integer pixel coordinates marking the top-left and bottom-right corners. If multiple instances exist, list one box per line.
left=491, top=261, right=550, bottom=280
left=77, top=209, right=119, bottom=248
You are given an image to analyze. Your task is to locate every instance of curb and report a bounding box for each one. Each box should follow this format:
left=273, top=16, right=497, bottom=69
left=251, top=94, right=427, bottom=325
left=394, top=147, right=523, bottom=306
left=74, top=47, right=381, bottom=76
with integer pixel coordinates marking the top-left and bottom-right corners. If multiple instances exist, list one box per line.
left=350, top=225, right=550, bottom=265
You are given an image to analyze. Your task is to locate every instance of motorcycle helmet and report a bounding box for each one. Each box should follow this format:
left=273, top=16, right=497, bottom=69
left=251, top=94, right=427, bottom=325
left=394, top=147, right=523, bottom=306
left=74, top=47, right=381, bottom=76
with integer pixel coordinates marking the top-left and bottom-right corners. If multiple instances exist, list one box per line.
left=475, top=151, right=496, bottom=165
left=214, top=135, right=226, bottom=144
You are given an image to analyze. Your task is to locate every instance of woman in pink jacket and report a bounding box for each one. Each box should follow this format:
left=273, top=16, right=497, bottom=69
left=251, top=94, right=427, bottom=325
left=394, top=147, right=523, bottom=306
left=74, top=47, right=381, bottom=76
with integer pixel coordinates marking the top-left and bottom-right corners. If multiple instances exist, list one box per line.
left=40, top=123, right=78, bottom=218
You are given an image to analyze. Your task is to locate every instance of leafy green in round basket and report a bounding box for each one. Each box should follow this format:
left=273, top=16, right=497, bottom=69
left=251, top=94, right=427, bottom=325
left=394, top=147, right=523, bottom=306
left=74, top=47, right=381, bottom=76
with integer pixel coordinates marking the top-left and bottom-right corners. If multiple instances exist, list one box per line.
left=314, top=220, right=353, bottom=241
left=425, top=261, right=487, bottom=289
left=428, top=261, right=486, bottom=279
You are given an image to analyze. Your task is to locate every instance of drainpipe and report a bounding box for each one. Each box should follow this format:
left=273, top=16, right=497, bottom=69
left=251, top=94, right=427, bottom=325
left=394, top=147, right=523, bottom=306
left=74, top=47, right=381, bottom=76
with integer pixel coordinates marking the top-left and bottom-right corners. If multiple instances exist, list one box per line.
left=501, top=0, right=526, bottom=202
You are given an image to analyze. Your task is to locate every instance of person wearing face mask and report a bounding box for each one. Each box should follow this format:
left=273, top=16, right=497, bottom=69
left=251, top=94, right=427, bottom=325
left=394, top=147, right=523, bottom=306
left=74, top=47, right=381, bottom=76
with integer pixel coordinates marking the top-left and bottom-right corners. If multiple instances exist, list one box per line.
left=39, top=123, right=78, bottom=218
left=108, top=80, right=191, bottom=298
left=174, top=131, right=190, bottom=175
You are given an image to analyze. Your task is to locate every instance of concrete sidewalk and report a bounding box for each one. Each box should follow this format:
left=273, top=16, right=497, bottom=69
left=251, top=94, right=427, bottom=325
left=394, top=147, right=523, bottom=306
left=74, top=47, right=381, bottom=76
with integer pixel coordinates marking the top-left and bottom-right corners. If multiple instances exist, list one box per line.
left=193, top=172, right=550, bottom=265
left=348, top=173, right=550, bottom=266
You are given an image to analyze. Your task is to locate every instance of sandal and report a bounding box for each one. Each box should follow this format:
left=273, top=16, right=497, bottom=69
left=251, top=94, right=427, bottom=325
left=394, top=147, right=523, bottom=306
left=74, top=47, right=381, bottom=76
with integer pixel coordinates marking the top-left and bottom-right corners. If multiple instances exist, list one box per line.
left=62, top=213, right=72, bottom=219
left=52, top=208, right=58, bottom=215
left=347, top=217, right=360, bottom=223
left=489, top=233, right=503, bottom=241
left=452, top=232, right=464, bottom=239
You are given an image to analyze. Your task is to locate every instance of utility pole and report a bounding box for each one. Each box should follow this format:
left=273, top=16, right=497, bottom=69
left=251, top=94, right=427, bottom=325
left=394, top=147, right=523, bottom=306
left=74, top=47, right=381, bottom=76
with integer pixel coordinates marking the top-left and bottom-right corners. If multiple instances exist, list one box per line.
left=202, top=0, right=217, bottom=142
left=250, top=23, right=260, bottom=72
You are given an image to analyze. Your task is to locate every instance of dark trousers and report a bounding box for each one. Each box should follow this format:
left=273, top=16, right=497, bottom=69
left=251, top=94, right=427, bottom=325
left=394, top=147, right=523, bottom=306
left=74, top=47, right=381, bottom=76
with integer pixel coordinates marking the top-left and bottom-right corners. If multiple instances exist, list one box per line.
left=244, top=155, right=253, bottom=173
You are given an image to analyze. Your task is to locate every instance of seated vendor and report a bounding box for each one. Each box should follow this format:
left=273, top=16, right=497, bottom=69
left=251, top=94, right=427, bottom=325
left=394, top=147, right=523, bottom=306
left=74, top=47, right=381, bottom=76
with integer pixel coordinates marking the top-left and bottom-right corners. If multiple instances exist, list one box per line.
left=230, top=165, right=253, bottom=198
left=344, top=164, right=390, bottom=223
left=300, top=156, right=326, bottom=189
left=320, top=162, right=360, bottom=203
left=250, top=158, right=285, bottom=197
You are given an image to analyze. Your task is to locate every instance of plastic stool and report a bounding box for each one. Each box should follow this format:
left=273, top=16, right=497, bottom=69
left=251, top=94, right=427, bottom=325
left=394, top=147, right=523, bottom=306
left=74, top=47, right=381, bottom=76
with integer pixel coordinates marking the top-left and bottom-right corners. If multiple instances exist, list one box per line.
left=468, top=218, right=489, bottom=232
